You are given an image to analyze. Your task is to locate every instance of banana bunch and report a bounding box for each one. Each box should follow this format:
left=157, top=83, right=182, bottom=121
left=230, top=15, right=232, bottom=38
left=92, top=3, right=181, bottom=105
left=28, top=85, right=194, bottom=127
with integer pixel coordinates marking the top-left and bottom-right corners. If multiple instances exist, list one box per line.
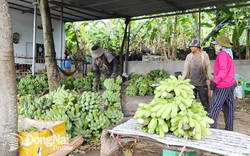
left=134, top=75, right=214, bottom=140
left=91, top=110, right=111, bottom=129
left=18, top=95, right=39, bottom=119
left=104, top=108, right=124, bottom=124
left=73, top=118, right=86, bottom=133
left=136, top=116, right=171, bottom=138
left=89, top=116, right=110, bottom=131
left=80, top=100, right=102, bottom=112
left=103, top=76, right=122, bottom=109
left=72, top=114, right=92, bottom=140
left=115, top=75, right=123, bottom=84
left=102, top=90, right=120, bottom=103
left=19, top=107, right=34, bottom=119
left=66, top=106, right=87, bottom=122
left=103, top=77, right=122, bottom=91
left=52, top=89, right=77, bottom=107
left=71, top=111, right=95, bottom=139
left=33, top=109, right=42, bottom=119
left=91, top=130, right=102, bottom=142
left=44, top=109, right=73, bottom=132
left=78, top=91, right=102, bottom=112
left=39, top=97, right=54, bottom=111
left=155, top=75, right=195, bottom=100
left=18, top=95, right=36, bottom=109
left=170, top=106, right=214, bottom=140
left=80, top=129, right=92, bottom=142
left=24, top=96, right=54, bottom=118
left=134, top=100, right=171, bottom=138
left=134, top=98, right=178, bottom=120
left=97, top=113, right=111, bottom=129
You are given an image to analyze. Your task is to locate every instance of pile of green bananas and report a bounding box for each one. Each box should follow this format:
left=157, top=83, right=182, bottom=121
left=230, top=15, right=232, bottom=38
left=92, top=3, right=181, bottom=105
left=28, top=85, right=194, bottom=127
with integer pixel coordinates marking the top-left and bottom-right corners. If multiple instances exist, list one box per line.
left=17, top=74, right=49, bottom=96
left=134, top=75, right=214, bottom=140
left=126, top=69, right=169, bottom=96
left=18, top=85, right=124, bottom=142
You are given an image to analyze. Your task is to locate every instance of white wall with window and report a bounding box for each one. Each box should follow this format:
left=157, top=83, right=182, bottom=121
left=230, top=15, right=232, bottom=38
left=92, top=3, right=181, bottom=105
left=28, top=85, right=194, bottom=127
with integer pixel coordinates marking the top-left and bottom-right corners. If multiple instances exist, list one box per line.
left=10, top=8, right=65, bottom=72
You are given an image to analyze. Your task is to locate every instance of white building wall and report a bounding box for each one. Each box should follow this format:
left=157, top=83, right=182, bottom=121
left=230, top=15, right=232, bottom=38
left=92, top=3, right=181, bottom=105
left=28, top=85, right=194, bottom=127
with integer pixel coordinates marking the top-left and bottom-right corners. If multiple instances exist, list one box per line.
left=124, top=60, right=250, bottom=81
left=10, top=8, right=65, bottom=61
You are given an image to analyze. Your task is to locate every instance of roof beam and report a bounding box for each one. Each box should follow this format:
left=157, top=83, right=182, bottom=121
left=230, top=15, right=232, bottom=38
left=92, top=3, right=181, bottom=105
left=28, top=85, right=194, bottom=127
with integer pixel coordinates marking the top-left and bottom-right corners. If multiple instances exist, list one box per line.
left=50, top=6, right=94, bottom=21
left=108, top=1, right=162, bottom=11
left=132, top=2, right=250, bottom=21
left=162, top=0, right=184, bottom=10
left=49, top=1, right=123, bottom=19
left=83, top=0, right=122, bottom=7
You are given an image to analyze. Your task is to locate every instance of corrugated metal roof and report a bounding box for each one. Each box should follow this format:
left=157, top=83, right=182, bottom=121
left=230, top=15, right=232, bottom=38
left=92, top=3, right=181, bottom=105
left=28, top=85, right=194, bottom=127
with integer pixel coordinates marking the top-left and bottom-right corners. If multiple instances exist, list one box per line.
left=7, top=0, right=250, bottom=22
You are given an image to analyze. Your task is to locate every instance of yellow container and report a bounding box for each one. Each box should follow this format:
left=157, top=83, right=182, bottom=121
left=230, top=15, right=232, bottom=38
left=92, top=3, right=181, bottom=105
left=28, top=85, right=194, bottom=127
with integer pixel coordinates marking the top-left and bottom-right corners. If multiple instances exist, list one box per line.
left=18, top=118, right=66, bottom=156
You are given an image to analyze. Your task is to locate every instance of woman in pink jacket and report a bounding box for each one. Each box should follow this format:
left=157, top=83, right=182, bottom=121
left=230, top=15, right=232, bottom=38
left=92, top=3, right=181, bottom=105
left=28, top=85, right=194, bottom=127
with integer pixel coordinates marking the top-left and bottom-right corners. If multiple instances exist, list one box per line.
left=210, top=36, right=236, bottom=131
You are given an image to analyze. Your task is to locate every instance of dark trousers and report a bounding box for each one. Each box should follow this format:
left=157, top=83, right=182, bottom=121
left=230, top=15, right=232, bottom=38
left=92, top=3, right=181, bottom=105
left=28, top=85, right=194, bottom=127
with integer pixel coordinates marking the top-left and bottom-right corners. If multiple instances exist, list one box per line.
left=209, top=84, right=236, bottom=131
left=193, top=85, right=210, bottom=113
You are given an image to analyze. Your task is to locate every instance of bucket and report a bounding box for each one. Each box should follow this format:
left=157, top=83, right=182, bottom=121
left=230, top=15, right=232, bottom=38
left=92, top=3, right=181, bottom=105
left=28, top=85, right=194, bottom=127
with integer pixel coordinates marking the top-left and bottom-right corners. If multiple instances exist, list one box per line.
left=65, top=60, right=71, bottom=68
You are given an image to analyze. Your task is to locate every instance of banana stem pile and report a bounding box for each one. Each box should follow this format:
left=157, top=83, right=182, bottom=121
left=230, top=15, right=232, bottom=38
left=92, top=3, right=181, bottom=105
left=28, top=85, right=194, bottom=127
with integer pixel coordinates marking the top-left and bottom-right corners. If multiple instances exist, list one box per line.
left=134, top=75, right=214, bottom=140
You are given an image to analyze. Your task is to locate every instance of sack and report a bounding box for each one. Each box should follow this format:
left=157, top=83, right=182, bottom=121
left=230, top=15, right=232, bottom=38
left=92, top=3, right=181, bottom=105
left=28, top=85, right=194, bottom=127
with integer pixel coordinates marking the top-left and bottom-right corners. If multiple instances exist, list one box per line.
left=18, top=118, right=66, bottom=156
left=234, top=85, right=242, bottom=99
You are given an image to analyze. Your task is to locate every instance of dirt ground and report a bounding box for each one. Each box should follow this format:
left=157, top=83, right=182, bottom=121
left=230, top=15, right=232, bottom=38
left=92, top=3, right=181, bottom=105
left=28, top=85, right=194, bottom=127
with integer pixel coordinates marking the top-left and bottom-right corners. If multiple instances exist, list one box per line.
left=70, top=95, right=250, bottom=156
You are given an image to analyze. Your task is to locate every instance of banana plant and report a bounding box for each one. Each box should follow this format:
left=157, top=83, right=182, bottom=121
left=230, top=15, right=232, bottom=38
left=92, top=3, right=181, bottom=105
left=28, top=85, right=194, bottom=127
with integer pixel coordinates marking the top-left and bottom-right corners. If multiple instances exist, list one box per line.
left=245, top=7, right=250, bottom=59
left=65, top=22, right=90, bottom=60
left=86, top=19, right=124, bottom=56
left=231, top=7, right=248, bottom=59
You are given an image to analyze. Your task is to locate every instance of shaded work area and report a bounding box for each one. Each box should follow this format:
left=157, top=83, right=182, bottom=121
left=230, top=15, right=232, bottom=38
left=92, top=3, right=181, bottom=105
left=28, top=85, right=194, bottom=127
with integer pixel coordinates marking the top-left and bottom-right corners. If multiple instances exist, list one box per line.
left=8, top=0, right=250, bottom=74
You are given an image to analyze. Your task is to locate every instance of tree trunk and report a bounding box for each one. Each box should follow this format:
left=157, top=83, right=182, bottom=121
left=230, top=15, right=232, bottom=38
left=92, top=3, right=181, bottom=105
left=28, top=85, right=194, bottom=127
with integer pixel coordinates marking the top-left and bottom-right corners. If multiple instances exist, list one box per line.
left=171, top=16, right=178, bottom=59
left=246, top=28, right=250, bottom=59
left=0, top=1, right=18, bottom=155
left=38, top=0, right=61, bottom=91
left=233, top=11, right=241, bottom=59
left=167, top=22, right=172, bottom=59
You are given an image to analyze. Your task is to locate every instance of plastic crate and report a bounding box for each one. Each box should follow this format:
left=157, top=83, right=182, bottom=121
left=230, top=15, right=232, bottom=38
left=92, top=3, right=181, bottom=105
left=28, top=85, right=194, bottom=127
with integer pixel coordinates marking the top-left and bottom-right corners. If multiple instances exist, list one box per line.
left=163, top=149, right=197, bottom=156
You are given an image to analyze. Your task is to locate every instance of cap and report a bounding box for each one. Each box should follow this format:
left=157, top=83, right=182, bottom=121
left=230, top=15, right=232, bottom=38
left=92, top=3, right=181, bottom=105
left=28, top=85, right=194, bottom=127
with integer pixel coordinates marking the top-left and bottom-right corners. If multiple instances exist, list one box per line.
left=211, top=41, right=218, bottom=45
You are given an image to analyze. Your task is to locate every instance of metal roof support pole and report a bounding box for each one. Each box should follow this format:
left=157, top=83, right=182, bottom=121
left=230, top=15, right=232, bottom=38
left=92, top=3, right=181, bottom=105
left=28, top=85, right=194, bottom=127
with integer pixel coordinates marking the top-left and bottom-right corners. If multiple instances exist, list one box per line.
left=32, top=0, right=38, bottom=77
left=60, top=0, right=63, bottom=59
left=119, top=18, right=130, bottom=74
left=125, top=21, right=131, bottom=74
left=199, top=8, right=201, bottom=41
